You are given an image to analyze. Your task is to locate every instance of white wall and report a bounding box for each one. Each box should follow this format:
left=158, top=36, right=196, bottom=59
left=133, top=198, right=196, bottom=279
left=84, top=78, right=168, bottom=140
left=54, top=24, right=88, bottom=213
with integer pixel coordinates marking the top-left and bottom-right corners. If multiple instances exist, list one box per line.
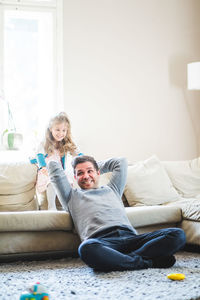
left=63, top=0, right=200, bottom=162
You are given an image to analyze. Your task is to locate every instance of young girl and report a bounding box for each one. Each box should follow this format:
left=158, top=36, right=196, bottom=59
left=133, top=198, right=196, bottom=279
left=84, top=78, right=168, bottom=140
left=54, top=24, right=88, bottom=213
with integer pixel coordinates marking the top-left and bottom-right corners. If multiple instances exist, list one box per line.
left=35, top=112, right=82, bottom=210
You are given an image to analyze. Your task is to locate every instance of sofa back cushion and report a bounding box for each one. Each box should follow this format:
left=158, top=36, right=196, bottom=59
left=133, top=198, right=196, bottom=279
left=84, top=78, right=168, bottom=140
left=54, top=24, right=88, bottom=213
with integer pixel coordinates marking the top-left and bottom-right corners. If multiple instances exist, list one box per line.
left=0, top=153, right=38, bottom=211
left=0, top=158, right=37, bottom=194
left=124, top=155, right=180, bottom=206
left=163, top=157, right=200, bottom=198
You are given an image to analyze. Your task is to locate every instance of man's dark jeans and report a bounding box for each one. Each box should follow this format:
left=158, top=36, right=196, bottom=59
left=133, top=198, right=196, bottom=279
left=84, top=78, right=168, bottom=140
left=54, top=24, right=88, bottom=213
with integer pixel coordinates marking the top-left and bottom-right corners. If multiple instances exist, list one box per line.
left=78, top=227, right=186, bottom=271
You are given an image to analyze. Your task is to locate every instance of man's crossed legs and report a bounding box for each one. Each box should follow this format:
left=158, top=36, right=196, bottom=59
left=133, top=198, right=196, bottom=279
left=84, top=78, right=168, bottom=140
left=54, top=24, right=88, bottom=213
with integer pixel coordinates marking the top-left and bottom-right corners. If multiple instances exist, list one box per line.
left=78, top=227, right=186, bottom=271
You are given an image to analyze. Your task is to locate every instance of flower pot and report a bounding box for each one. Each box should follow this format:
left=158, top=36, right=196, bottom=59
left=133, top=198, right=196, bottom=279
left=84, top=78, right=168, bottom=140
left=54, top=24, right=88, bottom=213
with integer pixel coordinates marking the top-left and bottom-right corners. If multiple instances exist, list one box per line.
left=2, top=131, right=23, bottom=150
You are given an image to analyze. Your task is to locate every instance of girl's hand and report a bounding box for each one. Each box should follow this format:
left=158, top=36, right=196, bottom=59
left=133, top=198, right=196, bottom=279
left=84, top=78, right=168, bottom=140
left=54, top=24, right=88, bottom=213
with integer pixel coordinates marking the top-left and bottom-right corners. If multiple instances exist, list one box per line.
left=41, top=167, right=48, bottom=176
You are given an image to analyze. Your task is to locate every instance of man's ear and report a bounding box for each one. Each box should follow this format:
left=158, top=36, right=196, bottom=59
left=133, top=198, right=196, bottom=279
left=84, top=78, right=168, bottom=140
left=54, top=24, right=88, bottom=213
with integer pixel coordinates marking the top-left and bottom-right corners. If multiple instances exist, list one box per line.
left=97, top=170, right=100, bottom=175
left=74, top=168, right=77, bottom=180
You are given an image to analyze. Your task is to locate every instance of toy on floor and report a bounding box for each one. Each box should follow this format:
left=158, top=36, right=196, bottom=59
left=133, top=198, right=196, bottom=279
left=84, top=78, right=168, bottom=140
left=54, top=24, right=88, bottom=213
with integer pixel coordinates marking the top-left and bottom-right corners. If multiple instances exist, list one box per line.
left=167, top=273, right=185, bottom=281
left=19, top=282, right=49, bottom=300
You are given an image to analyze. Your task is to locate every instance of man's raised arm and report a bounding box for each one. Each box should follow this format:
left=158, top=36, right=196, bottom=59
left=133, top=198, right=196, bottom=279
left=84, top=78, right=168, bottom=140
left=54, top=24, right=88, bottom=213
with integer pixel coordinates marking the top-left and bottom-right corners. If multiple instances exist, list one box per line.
left=98, top=157, right=128, bottom=197
left=47, top=161, right=72, bottom=210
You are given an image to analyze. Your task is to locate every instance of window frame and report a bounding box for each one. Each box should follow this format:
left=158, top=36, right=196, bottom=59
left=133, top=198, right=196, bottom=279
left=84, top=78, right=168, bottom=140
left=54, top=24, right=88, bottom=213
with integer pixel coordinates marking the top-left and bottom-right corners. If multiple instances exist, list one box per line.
left=0, top=1, right=57, bottom=8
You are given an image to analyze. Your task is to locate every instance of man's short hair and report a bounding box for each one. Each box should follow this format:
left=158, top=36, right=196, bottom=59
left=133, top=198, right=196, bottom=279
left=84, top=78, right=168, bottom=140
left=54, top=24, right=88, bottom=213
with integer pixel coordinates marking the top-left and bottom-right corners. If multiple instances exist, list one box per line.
left=72, top=155, right=99, bottom=174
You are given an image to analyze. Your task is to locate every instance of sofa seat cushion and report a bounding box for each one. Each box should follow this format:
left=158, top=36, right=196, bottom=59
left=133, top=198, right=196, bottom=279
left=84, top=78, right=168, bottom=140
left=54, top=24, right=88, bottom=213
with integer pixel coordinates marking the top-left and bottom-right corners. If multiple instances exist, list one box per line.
left=0, top=211, right=73, bottom=232
left=125, top=205, right=182, bottom=228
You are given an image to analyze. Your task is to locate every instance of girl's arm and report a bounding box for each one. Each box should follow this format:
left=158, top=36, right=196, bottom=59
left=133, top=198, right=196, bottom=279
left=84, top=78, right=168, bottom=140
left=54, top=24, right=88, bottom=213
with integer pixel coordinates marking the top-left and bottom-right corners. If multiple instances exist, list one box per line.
left=71, top=144, right=83, bottom=157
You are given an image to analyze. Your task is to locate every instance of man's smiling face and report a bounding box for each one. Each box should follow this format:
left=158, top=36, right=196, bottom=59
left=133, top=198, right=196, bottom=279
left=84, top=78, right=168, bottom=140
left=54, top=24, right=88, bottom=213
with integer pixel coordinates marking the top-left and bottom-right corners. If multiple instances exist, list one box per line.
left=74, top=161, right=100, bottom=190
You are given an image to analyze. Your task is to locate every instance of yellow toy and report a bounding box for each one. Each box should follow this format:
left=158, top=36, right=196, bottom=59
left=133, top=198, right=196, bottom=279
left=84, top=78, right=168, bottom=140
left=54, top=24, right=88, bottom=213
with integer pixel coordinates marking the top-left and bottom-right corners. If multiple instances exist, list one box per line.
left=167, top=273, right=185, bottom=281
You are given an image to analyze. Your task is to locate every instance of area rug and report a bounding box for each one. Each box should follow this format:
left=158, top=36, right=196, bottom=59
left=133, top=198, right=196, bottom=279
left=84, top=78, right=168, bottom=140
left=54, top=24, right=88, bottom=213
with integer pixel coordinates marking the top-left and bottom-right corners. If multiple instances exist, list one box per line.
left=0, top=251, right=200, bottom=300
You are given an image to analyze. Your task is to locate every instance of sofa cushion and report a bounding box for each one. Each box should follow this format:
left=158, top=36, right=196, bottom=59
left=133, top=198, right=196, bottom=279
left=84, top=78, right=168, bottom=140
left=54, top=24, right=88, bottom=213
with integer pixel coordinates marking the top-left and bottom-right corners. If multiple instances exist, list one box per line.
left=124, top=156, right=180, bottom=206
left=0, top=187, right=38, bottom=212
left=179, top=220, right=200, bottom=245
left=0, top=152, right=38, bottom=211
left=170, top=199, right=200, bottom=221
left=0, top=157, right=37, bottom=195
left=125, top=205, right=182, bottom=228
left=0, top=231, right=80, bottom=255
left=163, top=157, right=200, bottom=198
left=0, top=211, right=73, bottom=232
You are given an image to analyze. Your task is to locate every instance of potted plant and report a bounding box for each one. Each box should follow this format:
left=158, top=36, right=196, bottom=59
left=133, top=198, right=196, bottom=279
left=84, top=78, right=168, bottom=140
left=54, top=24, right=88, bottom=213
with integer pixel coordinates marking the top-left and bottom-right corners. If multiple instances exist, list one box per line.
left=0, top=91, right=23, bottom=150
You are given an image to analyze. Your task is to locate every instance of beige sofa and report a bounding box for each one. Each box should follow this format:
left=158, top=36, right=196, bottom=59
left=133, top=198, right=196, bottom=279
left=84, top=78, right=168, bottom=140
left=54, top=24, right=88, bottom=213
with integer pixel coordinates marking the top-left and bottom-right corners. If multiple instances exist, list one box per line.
left=0, top=152, right=200, bottom=262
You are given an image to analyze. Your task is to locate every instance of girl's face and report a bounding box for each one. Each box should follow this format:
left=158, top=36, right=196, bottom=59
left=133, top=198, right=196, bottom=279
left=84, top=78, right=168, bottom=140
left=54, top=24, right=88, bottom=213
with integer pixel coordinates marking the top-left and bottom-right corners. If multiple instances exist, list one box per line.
left=51, top=122, right=68, bottom=142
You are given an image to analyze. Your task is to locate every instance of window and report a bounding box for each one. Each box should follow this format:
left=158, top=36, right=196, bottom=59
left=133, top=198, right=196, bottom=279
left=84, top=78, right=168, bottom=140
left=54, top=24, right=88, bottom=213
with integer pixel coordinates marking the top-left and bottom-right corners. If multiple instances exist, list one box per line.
left=0, top=0, right=63, bottom=151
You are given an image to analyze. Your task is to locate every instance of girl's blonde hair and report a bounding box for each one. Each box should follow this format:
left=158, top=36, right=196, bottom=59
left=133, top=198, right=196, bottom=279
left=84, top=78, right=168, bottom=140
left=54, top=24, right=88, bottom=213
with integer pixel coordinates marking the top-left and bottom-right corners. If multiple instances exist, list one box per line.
left=44, top=112, right=77, bottom=156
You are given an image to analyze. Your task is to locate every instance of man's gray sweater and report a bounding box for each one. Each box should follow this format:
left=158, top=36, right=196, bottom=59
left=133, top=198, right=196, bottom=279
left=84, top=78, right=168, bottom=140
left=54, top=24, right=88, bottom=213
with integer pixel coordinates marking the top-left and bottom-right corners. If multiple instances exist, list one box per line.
left=48, top=157, right=136, bottom=241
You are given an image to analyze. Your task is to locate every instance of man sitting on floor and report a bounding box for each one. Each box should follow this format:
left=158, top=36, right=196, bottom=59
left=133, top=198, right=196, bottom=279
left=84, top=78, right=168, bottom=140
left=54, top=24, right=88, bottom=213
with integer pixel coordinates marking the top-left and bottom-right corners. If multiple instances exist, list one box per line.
left=47, top=155, right=186, bottom=272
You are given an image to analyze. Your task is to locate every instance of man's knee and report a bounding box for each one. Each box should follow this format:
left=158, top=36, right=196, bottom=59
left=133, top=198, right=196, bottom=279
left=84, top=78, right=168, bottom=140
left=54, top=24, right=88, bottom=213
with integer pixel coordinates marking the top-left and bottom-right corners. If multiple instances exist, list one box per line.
left=167, top=228, right=186, bottom=248
left=78, top=239, right=101, bottom=260
left=175, top=228, right=186, bottom=247
left=78, top=239, right=104, bottom=269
